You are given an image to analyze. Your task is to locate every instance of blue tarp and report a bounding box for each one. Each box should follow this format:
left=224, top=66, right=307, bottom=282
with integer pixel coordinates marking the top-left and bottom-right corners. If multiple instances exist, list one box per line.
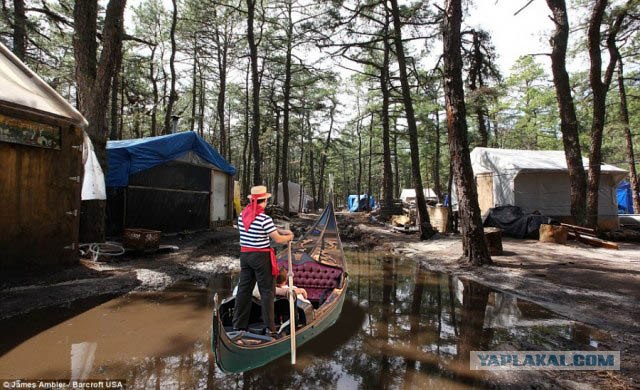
left=106, top=132, right=236, bottom=187
left=617, top=180, right=634, bottom=214
left=348, top=194, right=375, bottom=212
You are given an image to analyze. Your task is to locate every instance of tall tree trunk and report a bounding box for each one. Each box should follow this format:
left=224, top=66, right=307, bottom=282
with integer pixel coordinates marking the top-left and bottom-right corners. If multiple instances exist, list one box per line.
left=586, top=2, right=624, bottom=227
left=318, top=101, right=335, bottom=208
left=198, top=69, right=205, bottom=136
left=393, top=124, right=399, bottom=198
left=470, top=30, right=488, bottom=147
left=216, top=23, right=229, bottom=158
left=190, top=38, right=198, bottom=132
left=389, top=0, right=434, bottom=239
left=273, top=106, right=280, bottom=203
left=109, top=44, right=122, bottom=140
left=247, top=0, right=262, bottom=184
left=368, top=118, right=373, bottom=207
left=163, top=0, right=178, bottom=134
left=309, top=149, right=316, bottom=209
left=357, top=117, right=363, bottom=197
left=381, top=10, right=394, bottom=206
left=12, top=0, right=26, bottom=60
left=281, top=0, right=293, bottom=215
left=74, top=0, right=127, bottom=242
left=546, top=0, right=587, bottom=225
left=618, top=60, right=640, bottom=214
left=150, top=45, right=158, bottom=137
left=242, top=63, right=250, bottom=197
left=433, top=110, right=442, bottom=201
left=443, top=0, right=491, bottom=264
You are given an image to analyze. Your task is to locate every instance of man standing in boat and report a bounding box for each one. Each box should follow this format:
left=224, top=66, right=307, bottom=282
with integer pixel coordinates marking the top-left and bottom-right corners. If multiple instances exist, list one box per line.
left=234, top=185, right=294, bottom=336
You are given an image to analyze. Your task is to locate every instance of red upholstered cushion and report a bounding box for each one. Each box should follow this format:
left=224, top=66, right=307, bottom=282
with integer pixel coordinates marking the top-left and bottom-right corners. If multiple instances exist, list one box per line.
left=277, top=259, right=342, bottom=301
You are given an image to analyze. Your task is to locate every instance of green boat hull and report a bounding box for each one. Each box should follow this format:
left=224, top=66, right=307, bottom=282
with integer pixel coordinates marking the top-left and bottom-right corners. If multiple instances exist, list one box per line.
left=211, top=285, right=347, bottom=373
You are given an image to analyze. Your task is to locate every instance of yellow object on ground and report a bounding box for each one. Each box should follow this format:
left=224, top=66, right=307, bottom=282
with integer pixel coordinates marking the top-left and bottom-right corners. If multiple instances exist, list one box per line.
left=233, top=181, right=242, bottom=215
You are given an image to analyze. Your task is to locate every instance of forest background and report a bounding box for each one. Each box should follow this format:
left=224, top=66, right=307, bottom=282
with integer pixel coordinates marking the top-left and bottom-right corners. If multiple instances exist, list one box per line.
left=1, top=0, right=639, bottom=263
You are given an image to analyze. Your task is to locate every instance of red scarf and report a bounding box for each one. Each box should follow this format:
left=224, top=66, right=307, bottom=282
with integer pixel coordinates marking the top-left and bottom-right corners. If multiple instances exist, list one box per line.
left=241, top=195, right=265, bottom=232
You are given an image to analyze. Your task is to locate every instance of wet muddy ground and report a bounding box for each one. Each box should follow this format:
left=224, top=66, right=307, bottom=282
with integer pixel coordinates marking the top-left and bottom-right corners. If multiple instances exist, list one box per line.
left=1, top=213, right=639, bottom=388
left=0, top=252, right=633, bottom=389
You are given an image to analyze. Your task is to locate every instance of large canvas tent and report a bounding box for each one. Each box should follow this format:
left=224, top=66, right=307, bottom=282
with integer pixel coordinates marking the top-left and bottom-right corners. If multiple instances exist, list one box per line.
left=0, top=42, right=90, bottom=269
left=462, top=148, right=627, bottom=229
left=106, top=132, right=236, bottom=235
left=273, top=181, right=312, bottom=213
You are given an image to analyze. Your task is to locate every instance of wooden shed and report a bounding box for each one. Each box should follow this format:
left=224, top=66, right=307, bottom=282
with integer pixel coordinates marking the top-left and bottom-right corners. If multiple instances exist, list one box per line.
left=0, top=43, right=88, bottom=270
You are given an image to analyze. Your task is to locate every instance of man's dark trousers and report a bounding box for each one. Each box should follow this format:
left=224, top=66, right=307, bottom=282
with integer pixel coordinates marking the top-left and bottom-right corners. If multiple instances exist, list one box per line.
left=233, top=251, right=276, bottom=332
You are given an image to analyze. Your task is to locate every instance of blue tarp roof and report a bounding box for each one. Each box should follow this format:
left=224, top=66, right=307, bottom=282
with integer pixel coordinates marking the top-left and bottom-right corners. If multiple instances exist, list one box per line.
left=106, top=131, right=236, bottom=187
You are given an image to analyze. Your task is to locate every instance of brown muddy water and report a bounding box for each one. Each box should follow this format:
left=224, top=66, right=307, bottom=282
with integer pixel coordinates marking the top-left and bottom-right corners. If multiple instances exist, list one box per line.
left=0, top=252, right=610, bottom=389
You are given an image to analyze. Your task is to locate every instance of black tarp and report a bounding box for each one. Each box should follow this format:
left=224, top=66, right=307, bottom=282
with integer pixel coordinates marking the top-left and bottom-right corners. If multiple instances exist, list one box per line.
left=106, top=161, right=211, bottom=235
left=482, top=205, right=554, bottom=238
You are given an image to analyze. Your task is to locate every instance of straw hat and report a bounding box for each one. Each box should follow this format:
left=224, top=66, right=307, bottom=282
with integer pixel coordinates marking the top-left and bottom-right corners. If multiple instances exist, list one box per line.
left=248, top=185, right=271, bottom=199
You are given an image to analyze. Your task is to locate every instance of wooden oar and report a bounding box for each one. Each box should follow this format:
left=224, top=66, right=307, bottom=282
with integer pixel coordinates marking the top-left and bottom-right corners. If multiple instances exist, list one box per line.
left=285, top=222, right=296, bottom=364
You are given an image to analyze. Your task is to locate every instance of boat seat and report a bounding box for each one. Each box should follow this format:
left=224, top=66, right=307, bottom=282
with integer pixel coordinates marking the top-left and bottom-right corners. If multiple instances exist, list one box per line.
left=278, top=259, right=342, bottom=303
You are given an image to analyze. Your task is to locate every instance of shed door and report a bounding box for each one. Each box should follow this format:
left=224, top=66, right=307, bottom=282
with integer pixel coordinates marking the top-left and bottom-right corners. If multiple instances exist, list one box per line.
left=476, top=173, right=494, bottom=215
left=211, top=171, right=228, bottom=222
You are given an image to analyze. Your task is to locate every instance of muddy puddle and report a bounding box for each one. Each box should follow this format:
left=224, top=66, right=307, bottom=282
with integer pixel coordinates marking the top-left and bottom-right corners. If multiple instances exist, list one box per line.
left=0, top=252, right=611, bottom=388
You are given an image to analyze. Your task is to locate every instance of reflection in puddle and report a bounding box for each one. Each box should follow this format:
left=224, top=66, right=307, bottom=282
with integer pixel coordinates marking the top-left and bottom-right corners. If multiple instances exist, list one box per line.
left=0, top=252, right=609, bottom=388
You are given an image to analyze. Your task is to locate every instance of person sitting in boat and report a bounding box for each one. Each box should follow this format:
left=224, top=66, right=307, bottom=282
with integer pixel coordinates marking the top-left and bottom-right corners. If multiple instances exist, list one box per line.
left=233, top=185, right=294, bottom=337
left=275, top=266, right=310, bottom=303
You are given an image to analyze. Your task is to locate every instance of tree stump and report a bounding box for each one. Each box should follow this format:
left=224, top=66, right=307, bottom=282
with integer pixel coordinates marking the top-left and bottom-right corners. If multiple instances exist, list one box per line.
left=539, top=224, right=567, bottom=244
left=484, top=227, right=503, bottom=255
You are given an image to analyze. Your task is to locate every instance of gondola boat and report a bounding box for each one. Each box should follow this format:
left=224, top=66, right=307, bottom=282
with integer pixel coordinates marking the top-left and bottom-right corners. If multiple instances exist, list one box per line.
left=211, top=201, right=348, bottom=373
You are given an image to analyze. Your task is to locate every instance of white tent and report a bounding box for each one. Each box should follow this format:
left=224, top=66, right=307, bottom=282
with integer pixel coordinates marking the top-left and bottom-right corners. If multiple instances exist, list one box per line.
left=458, top=147, right=627, bottom=229
left=400, top=188, right=438, bottom=203
left=0, top=43, right=87, bottom=126
left=274, top=181, right=313, bottom=213
left=0, top=42, right=104, bottom=200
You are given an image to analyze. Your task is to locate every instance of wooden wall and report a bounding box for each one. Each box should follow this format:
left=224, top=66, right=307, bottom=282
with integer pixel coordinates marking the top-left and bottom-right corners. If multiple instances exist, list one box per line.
left=0, top=120, right=83, bottom=270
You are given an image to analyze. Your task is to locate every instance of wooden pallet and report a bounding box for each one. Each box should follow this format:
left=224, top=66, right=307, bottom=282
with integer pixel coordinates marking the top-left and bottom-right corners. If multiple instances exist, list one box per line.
left=561, top=223, right=618, bottom=250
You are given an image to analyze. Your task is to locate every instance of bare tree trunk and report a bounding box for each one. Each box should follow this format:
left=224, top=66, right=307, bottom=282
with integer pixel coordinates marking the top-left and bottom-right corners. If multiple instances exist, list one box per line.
left=272, top=106, right=280, bottom=203
left=368, top=118, right=373, bottom=207
left=74, top=0, right=127, bottom=242
left=357, top=117, right=363, bottom=197
left=546, top=0, right=587, bottom=225
left=586, top=2, right=624, bottom=227
left=190, top=38, right=198, bottom=132
left=216, top=33, right=228, bottom=157
left=318, top=100, right=336, bottom=208
left=12, top=0, right=26, bottom=60
left=389, top=0, right=434, bottom=239
left=247, top=0, right=262, bottom=184
left=381, top=9, right=394, bottom=206
left=618, top=60, right=640, bottom=214
left=150, top=45, right=158, bottom=137
left=163, top=0, right=178, bottom=134
left=109, top=44, right=122, bottom=140
left=242, top=62, right=250, bottom=196
left=433, top=110, right=442, bottom=201
left=198, top=70, right=205, bottom=136
left=443, top=0, right=491, bottom=264
left=281, top=0, right=293, bottom=215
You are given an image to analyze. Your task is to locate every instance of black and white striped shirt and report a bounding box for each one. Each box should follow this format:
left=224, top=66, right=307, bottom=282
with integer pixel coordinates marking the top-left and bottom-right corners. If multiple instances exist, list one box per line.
left=238, top=214, right=277, bottom=248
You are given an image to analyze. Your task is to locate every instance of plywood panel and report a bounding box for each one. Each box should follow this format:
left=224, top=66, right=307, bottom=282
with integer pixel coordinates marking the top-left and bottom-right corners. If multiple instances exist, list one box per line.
left=476, top=173, right=494, bottom=215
